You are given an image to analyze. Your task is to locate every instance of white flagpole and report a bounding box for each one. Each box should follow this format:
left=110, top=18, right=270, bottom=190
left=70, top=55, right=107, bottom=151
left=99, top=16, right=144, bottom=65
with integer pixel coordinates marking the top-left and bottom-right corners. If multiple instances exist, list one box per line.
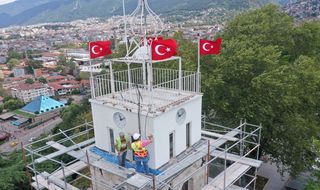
left=122, top=0, right=129, bottom=55
left=197, top=33, right=201, bottom=92
left=88, top=42, right=94, bottom=98
left=197, top=33, right=201, bottom=74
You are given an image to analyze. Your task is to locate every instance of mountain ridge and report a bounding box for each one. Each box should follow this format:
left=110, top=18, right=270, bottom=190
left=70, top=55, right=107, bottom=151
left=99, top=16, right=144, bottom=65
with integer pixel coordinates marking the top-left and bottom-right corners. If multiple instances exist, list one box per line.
left=0, top=0, right=279, bottom=28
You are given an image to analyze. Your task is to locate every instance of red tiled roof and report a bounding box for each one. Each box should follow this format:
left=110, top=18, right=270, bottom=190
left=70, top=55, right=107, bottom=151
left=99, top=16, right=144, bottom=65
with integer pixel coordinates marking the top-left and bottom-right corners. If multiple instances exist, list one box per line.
left=47, top=75, right=66, bottom=81
left=48, top=82, right=63, bottom=90
left=80, top=80, right=90, bottom=85
left=41, top=52, right=61, bottom=57
left=12, top=82, right=47, bottom=91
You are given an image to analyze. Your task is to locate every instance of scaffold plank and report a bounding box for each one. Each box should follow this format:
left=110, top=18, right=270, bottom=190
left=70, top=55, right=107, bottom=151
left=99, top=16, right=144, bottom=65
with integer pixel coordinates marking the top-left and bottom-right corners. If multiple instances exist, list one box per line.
left=51, top=161, right=88, bottom=179
left=207, top=162, right=250, bottom=190
left=209, top=130, right=240, bottom=148
left=228, top=185, right=248, bottom=190
left=32, top=172, right=79, bottom=190
left=125, top=173, right=150, bottom=188
left=202, top=131, right=239, bottom=142
left=211, top=150, right=262, bottom=168
left=34, top=138, right=94, bottom=164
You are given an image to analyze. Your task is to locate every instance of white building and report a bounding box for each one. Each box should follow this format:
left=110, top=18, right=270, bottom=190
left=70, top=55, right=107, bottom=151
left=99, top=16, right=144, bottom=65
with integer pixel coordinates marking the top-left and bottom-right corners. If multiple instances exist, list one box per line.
left=11, top=82, right=54, bottom=103
left=13, top=67, right=26, bottom=78
left=91, top=57, right=202, bottom=169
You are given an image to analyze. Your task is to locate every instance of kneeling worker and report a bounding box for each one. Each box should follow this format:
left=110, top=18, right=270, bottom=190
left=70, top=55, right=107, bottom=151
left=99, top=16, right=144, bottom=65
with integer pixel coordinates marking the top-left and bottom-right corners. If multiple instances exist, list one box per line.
left=131, top=133, right=153, bottom=175
left=115, top=132, right=130, bottom=167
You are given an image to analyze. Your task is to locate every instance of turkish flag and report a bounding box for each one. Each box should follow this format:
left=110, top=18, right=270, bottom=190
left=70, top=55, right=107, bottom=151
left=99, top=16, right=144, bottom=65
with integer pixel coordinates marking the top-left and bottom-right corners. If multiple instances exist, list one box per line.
left=88, top=41, right=112, bottom=59
left=140, top=36, right=164, bottom=45
left=151, top=39, right=177, bottom=61
left=200, top=38, right=222, bottom=55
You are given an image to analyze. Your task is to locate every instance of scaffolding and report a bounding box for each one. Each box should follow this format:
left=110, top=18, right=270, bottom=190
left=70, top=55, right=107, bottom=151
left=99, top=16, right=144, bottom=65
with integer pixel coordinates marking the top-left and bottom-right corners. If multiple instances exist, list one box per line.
left=24, top=119, right=262, bottom=190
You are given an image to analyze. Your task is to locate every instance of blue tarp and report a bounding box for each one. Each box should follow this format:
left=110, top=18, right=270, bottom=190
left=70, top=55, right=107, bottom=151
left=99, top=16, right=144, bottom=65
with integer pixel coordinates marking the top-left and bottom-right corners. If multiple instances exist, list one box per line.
left=90, top=146, right=162, bottom=176
left=21, top=95, right=65, bottom=114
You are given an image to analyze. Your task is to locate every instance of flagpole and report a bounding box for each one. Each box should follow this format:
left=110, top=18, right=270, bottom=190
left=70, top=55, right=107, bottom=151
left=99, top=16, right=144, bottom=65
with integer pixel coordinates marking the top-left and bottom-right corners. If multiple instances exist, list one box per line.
left=197, top=33, right=201, bottom=92
left=88, top=42, right=94, bottom=98
left=122, top=0, right=129, bottom=56
left=197, top=33, right=200, bottom=74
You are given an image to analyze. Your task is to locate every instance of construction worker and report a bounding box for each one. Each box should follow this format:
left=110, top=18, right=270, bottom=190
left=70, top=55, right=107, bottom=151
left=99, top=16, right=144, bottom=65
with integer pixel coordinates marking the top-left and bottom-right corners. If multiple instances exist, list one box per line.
left=131, top=133, right=153, bottom=175
left=115, top=132, right=130, bottom=167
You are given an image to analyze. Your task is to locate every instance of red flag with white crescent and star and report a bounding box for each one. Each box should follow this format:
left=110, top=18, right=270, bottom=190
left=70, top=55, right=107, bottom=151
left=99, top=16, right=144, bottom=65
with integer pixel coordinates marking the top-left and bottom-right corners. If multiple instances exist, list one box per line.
left=88, top=41, right=112, bottom=59
left=151, top=39, right=177, bottom=61
left=199, top=38, right=222, bottom=55
left=140, top=36, right=164, bottom=45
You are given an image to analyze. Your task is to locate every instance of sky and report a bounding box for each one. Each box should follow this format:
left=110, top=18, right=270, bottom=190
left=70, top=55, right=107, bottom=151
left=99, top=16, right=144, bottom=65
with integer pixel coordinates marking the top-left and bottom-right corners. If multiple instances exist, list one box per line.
left=0, top=0, right=16, bottom=5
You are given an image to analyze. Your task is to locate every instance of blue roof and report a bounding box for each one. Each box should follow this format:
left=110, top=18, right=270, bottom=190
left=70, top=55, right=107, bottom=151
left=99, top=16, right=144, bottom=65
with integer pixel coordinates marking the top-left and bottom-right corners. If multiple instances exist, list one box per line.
left=21, top=96, right=65, bottom=114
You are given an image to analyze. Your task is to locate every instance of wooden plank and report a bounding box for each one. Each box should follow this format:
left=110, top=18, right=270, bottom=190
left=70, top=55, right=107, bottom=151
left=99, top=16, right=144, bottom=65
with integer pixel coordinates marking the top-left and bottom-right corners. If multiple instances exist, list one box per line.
left=42, top=172, right=80, bottom=190
left=34, top=138, right=94, bottom=163
left=32, top=172, right=65, bottom=190
left=52, top=161, right=88, bottom=179
left=202, top=130, right=239, bottom=142
left=32, top=162, right=87, bottom=190
left=125, top=173, right=150, bottom=188
left=209, top=130, right=240, bottom=148
left=211, top=150, right=262, bottom=168
left=228, top=185, right=248, bottom=190
left=209, top=163, right=250, bottom=190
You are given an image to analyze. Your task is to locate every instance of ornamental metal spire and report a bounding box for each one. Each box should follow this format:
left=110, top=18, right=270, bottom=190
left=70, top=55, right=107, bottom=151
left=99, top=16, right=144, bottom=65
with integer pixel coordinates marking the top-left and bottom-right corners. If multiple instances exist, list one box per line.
left=127, top=0, right=164, bottom=38
left=122, top=0, right=164, bottom=58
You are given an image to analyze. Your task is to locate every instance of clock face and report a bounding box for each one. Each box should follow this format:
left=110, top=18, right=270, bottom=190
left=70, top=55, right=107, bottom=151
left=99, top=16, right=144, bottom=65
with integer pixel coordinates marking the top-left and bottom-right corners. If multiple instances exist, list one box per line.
left=113, top=112, right=127, bottom=128
left=176, top=108, right=186, bottom=125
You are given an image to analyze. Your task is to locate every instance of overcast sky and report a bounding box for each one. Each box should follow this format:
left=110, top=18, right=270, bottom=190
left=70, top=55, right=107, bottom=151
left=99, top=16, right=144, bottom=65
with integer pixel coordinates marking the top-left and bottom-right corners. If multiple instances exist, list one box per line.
left=0, top=0, right=16, bottom=5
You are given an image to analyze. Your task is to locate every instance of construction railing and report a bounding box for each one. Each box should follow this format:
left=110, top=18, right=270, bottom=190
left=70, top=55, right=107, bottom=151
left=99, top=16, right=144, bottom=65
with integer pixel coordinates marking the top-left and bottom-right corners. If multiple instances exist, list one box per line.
left=24, top=119, right=261, bottom=190
left=137, top=120, right=262, bottom=190
left=90, top=67, right=200, bottom=101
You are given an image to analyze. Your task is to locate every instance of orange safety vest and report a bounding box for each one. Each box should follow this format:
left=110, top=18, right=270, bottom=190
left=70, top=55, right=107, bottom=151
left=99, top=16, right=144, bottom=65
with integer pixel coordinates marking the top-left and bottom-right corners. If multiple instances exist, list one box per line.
left=131, top=141, right=148, bottom=158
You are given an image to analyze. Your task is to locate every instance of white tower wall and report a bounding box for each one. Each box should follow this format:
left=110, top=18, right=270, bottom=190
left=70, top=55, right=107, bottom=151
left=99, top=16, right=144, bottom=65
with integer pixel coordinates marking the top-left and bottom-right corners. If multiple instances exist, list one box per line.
left=91, top=101, right=154, bottom=152
left=153, top=96, right=202, bottom=168
left=90, top=95, right=202, bottom=169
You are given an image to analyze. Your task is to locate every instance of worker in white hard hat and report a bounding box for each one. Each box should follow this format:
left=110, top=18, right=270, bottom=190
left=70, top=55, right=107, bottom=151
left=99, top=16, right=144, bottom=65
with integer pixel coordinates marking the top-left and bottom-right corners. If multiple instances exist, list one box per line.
left=131, top=133, right=153, bottom=175
left=115, top=132, right=130, bottom=167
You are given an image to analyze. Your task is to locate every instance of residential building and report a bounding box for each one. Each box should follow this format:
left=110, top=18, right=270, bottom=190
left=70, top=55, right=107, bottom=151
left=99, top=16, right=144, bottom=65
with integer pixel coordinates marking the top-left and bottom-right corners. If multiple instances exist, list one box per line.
left=48, top=79, right=81, bottom=96
left=13, top=67, right=26, bottom=77
left=11, top=82, right=54, bottom=103
left=33, top=68, right=43, bottom=78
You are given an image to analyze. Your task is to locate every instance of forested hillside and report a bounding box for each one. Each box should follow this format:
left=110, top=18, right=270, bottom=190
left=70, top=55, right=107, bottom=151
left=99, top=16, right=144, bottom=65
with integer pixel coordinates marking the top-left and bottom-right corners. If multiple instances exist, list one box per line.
left=0, top=0, right=278, bottom=27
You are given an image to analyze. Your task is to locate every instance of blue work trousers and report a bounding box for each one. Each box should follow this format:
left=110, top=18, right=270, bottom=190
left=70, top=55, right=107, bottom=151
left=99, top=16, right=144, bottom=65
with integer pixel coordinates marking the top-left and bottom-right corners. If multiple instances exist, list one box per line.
left=134, top=155, right=150, bottom=175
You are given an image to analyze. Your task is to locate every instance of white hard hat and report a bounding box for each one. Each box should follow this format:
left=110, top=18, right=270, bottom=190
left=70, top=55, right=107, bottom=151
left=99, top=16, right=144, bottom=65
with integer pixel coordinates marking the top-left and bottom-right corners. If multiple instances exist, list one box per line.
left=132, top=133, right=140, bottom=140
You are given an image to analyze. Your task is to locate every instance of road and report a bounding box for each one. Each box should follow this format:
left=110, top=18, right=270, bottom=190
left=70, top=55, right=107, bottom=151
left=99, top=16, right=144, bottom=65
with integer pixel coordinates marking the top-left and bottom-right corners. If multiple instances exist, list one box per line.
left=0, top=117, right=63, bottom=153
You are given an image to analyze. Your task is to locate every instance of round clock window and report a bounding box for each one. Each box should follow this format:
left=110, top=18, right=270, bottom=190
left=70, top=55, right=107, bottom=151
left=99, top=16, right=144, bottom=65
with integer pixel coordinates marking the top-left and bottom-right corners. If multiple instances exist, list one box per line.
left=113, top=112, right=127, bottom=128
left=176, top=108, right=186, bottom=125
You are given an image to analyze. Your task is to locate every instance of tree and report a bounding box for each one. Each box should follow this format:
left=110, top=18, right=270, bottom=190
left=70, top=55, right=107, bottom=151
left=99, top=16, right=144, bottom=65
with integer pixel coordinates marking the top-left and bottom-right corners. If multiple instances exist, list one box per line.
left=38, top=77, right=47, bottom=84
left=0, top=151, right=29, bottom=190
left=198, top=5, right=320, bottom=176
left=28, top=60, right=43, bottom=69
left=3, top=99, right=25, bottom=111
left=7, top=50, right=23, bottom=60
left=305, top=139, right=320, bottom=189
left=25, top=78, right=34, bottom=84
left=7, top=59, right=20, bottom=70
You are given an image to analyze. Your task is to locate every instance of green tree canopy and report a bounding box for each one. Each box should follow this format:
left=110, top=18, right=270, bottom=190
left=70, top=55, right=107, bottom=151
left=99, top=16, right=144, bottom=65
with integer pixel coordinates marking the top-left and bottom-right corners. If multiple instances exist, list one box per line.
left=7, top=50, right=23, bottom=60
left=25, top=78, right=34, bottom=84
left=3, top=99, right=25, bottom=111
left=0, top=151, right=28, bottom=190
left=38, top=77, right=47, bottom=84
left=198, top=5, right=320, bottom=176
left=7, top=59, right=20, bottom=70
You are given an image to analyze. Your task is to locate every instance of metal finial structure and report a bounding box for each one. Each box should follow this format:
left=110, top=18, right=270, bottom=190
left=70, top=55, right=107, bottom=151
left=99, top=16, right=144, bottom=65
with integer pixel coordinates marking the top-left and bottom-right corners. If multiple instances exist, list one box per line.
left=127, top=0, right=164, bottom=37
